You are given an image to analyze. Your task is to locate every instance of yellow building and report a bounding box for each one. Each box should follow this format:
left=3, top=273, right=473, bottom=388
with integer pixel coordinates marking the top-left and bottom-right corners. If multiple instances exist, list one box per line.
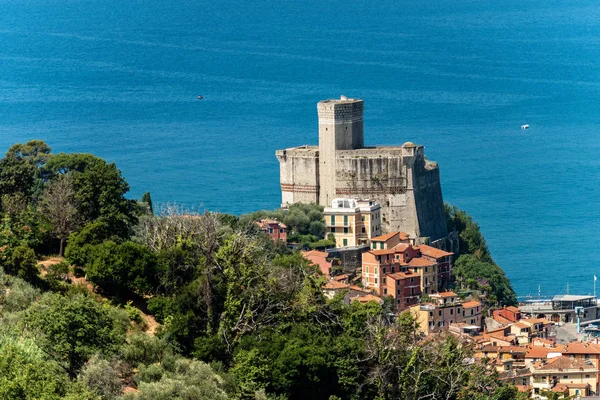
left=323, top=198, right=381, bottom=248
left=531, top=356, right=597, bottom=398
left=408, top=256, right=438, bottom=294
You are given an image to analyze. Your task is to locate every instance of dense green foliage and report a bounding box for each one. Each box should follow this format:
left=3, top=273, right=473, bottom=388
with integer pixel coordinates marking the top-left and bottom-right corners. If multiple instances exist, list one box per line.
left=445, top=204, right=517, bottom=306
left=0, top=141, right=522, bottom=399
left=239, top=202, right=327, bottom=241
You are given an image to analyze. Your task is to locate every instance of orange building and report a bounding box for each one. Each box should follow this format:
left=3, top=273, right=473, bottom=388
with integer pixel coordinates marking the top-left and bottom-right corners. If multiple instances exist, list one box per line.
left=256, top=219, right=287, bottom=243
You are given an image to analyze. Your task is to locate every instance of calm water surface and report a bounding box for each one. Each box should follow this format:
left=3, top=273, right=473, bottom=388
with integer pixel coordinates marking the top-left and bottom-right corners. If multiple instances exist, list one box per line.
left=1, top=0, right=599, bottom=297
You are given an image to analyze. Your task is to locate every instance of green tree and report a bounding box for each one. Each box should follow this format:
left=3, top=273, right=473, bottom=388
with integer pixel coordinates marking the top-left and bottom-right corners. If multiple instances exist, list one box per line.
left=42, top=153, right=138, bottom=238
left=6, top=140, right=52, bottom=167
left=4, top=244, right=38, bottom=281
left=141, top=192, right=153, bottom=214
left=453, top=254, right=517, bottom=306
left=0, top=339, right=96, bottom=400
left=126, top=358, right=227, bottom=400
left=25, top=293, right=128, bottom=378
left=65, top=219, right=115, bottom=267
left=78, top=355, right=122, bottom=400
left=86, top=241, right=159, bottom=296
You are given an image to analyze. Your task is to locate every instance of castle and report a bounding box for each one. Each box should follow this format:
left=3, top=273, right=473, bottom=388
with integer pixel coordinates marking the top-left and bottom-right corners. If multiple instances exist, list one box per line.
left=276, top=96, right=448, bottom=242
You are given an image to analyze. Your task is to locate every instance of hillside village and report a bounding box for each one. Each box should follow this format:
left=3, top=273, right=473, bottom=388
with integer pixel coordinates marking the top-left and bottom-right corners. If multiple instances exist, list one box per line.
left=257, top=204, right=600, bottom=399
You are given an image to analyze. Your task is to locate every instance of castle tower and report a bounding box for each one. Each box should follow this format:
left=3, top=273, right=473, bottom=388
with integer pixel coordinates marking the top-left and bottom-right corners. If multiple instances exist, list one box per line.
left=317, top=96, right=364, bottom=205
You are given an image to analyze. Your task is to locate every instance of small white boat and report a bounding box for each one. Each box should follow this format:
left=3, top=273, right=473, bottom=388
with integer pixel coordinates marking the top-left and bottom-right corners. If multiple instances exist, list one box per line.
left=197, top=95, right=203, bottom=100
left=521, top=124, right=529, bottom=130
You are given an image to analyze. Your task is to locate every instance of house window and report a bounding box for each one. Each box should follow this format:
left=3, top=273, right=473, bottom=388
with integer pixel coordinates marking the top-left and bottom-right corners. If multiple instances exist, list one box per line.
left=383, top=288, right=387, bottom=294
left=380, top=242, right=385, bottom=249
left=383, top=267, right=386, bottom=274
left=429, top=311, right=433, bottom=317
left=425, top=267, right=428, bottom=273
left=279, top=228, right=284, bottom=233
left=343, top=239, right=348, bottom=246
left=410, top=277, right=414, bottom=283
left=586, top=374, right=591, bottom=378
left=521, top=378, right=526, bottom=385
left=361, top=216, right=365, bottom=221
left=471, top=309, right=474, bottom=315
left=330, top=215, right=335, bottom=225
left=343, top=215, right=348, bottom=226
left=450, top=309, right=453, bottom=315
left=411, top=287, right=415, bottom=295
left=397, top=289, right=400, bottom=295
left=269, top=228, right=274, bottom=234
left=563, top=375, right=568, bottom=379
left=383, top=277, right=386, bottom=284
left=374, top=278, right=377, bottom=284
left=397, top=299, right=401, bottom=304
left=438, top=310, right=442, bottom=316
left=362, top=227, right=366, bottom=233
left=330, top=227, right=335, bottom=233
left=344, top=228, right=348, bottom=234
left=414, top=268, right=418, bottom=273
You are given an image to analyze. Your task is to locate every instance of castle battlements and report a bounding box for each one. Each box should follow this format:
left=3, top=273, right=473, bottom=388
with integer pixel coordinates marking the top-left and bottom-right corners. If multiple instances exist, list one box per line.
left=276, top=96, right=448, bottom=241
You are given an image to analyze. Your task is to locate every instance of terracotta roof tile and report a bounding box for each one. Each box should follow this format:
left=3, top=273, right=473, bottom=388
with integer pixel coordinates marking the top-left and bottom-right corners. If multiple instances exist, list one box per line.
left=351, top=294, right=383, bottom=304
left=387, top=271, right=418, bottom=280
left=462, top=300, right=482, bottom=308
left=371, top=232, right=400, bottom=242
left=370, top=249, right=397, bottom=256
left=391, top=243, right=410, bottom=252
left=418, top=244, right=453, bottom=258
left=535, top=355, right=597, bottom=371
left=563, top=342, right=600, bottom=355
left=525, top=346, right=554, bottom=359
left=322, top=281, right=350, bottom=290
left=434, top=291, right=458, bottom=298
left=408, top=257, right=437, bottom=267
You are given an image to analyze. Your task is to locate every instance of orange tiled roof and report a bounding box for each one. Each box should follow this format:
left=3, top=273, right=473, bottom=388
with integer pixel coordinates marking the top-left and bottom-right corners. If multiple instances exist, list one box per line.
left=551, top=383, right=568, bottom=393
left=333, top=274, right=348, bottom=281
left=387, top=271, right=417, bottom=280
left=505, top=306, right=520, bottom=313
left=322, top=281, right=350, bottom=290
left=391, top=242, right=411, bottom=252
left=514, top=385, right=532, bottom=393
left=349, top=285, right=370, bottom=294
left=351, top=294, right=383, bottom=304
left=435, top=291, right=458, bottom=298
left=462, top=300, right=482, bottom=308
left=371, top=232, right=400, bottom=242
left=418, top=244, right=453, bottom=258
left=302, top=250, right=332, bottom=277
left=513, top=322, right=529, bottom=329
left=525, top=346, right=554, bottom=359
left=563, top=342, right=600, bottom=355
left=535, top=355, right=597, bottom=371
left=302, top=249, right=329, bottom=257
left=408, top=257, right=437, bottom=267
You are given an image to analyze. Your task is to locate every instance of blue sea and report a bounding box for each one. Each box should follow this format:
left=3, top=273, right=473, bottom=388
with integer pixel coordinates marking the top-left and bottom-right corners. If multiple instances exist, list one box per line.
left=1, top=0, right=599, bottom=297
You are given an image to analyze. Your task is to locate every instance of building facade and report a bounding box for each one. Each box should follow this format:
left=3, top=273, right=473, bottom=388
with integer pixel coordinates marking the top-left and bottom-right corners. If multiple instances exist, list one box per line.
left=323, top=198, right=381, bottom=247
left=276, top=96, right=448, bottom=241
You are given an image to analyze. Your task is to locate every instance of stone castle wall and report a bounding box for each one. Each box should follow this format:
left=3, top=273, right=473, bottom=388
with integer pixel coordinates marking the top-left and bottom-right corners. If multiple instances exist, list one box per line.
left=277, top=98, right=449, bottom=242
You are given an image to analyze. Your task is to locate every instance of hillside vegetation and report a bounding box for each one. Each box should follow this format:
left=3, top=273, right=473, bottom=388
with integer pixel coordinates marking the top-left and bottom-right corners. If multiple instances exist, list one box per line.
left=0, top=140, right=524, bottom=400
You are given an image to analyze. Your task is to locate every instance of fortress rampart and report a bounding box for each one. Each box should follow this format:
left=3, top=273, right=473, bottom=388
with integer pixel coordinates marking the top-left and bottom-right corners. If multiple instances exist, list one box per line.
left=276, top=97, right=448, bottom=241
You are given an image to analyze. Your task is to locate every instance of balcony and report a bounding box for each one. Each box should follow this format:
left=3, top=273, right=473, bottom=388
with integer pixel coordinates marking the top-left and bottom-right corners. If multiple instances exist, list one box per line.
left=532, top=377, right=555, bottom=390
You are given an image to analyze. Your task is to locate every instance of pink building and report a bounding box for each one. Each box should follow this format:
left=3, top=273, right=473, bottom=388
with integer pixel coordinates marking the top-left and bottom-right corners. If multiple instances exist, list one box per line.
left=256, top=219, right=287, bottom=243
